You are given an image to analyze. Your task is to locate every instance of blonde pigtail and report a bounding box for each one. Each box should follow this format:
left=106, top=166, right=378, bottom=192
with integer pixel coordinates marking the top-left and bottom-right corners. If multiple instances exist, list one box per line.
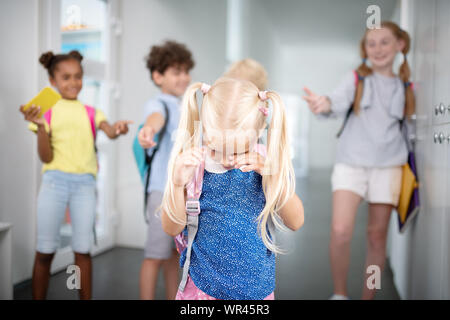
left=158, top=82, right=203, bottom=225
left=259, top=91, right=296, bottom=253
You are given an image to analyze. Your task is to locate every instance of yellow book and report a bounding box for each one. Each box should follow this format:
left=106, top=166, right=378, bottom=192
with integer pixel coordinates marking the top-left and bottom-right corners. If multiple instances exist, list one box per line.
left=397, top=163, right=418, bottom=223
left=23, top=87, right=61, bottom=118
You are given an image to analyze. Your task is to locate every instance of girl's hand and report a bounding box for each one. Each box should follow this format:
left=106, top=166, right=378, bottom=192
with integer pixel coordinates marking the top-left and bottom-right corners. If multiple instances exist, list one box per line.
left=302, top=87, right=332, bottom=114
left=113, top=120, right=133, bottom=136
left=19, top=105, right=46, bottom=127
left=232, top=151, right=266, bottom=175
left=173, top=147, right=205, bottom=187
left=138, top=125, right=157, bottom=149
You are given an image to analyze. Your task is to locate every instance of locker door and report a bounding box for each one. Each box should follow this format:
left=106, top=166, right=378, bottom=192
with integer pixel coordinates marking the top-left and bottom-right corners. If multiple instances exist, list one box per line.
left=409, top=0, right=444, bottom=299
left=434, top=0, right=450, bottom=299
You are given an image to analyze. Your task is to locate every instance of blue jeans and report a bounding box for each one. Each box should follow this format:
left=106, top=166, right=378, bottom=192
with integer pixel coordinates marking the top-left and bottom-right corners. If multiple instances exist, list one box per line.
left=36, top=170, right=96, bottom=254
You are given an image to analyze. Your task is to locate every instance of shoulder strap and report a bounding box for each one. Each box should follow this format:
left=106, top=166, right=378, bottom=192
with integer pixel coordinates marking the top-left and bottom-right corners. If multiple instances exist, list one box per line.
left=84, top=105, right=96, bottom=140
left=179, top=157, right=205, bottom=292
left=143, top=99, right=171, bottom=223
left=43, top=109, right=52, bottom=127
left=336, top=70, right=361, bottom=138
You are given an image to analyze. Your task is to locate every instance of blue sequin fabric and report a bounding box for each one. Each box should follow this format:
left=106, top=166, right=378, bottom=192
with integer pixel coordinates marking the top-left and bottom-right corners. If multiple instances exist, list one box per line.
left=180, top=168, right=275, bottom=300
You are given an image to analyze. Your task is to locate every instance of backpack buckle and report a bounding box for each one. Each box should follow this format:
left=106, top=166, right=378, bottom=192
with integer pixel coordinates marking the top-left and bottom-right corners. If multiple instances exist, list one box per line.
left=186, top=199, right=200, bottom=216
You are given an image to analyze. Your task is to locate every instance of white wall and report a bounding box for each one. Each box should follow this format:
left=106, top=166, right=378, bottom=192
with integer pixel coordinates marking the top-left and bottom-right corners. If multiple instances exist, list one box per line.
left=115, top=0, right=228, bottom=248
left=0, top=0, right=40, bottom=284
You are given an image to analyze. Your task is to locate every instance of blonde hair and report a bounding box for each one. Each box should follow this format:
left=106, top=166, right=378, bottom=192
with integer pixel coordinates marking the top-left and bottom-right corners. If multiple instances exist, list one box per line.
left=160, top=77, right=295, bottom=253
left=354, top=21, right=415, bottom=118
left=224, top=58, right=268, bottom=91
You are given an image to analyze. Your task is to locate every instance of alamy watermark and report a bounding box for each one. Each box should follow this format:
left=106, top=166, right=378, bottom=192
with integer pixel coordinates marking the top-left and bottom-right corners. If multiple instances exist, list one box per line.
left=366, top=265, right=381, bottom=290
left=366, top=5, right=381, bottom=29
left=66, top=265, right=81, bottom=290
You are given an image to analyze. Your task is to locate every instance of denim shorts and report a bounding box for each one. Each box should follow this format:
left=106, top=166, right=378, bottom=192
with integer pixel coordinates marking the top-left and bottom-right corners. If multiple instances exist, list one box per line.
left=36, top=170, right=96, bottom=254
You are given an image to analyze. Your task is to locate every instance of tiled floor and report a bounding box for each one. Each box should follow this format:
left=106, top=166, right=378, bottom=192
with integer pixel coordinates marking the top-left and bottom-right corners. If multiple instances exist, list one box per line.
left=14, top=169, right=400, bottom=300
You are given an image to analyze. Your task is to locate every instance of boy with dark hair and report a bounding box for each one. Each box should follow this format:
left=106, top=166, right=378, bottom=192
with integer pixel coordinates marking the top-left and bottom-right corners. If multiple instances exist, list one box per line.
left=138, top=40, right=194, bottom=300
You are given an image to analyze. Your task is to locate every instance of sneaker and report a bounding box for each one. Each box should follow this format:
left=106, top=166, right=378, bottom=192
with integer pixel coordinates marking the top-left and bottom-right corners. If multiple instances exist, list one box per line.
left=329, top=294, right=350, bottom=300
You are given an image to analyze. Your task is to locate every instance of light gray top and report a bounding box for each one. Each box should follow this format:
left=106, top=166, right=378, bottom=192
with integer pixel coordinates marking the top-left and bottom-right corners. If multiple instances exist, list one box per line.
left=321, top=71, right=408, bottom=168
left=144, top=93, right=181, bottom=193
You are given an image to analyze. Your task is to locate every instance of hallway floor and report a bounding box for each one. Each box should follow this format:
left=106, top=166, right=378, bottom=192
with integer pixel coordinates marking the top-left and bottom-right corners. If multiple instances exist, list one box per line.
left=14, top=169, right=400, bottom=300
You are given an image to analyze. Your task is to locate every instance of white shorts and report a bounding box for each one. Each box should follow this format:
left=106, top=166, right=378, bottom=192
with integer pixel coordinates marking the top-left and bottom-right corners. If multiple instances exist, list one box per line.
left=331, top=163, right=402, bottom=206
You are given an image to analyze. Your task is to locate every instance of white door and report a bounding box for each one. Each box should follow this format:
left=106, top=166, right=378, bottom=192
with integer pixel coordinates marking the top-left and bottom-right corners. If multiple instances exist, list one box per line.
left=38, top=0, right=121, bottom=274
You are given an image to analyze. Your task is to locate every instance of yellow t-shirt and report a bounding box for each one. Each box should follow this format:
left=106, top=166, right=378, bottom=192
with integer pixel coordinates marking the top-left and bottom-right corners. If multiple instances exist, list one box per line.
left=29, top=99, right=107, bottom=177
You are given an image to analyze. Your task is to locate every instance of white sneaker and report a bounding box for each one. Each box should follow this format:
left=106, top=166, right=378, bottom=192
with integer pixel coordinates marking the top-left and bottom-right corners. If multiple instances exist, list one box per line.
left=329, top=294, right=350, bottom=300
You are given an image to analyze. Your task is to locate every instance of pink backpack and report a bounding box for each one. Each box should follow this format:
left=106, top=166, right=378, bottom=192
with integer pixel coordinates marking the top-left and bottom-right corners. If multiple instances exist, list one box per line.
left=43, top=105, right=97, bottom=140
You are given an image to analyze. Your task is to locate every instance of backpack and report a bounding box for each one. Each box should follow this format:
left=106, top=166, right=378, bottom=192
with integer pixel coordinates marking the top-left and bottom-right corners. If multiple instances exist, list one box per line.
left=44, top=105, right=96, bottom=141
left=336, top=70, right=360, bottom=138
left=132, top=100, right=169, bottom=223
left=43, top=105, right=98, bottom=245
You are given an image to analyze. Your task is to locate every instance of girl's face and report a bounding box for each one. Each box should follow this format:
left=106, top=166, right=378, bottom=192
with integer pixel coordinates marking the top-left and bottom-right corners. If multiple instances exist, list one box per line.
left=153, top=65, right=191, bottom=97
left=50, top=59, right=83, bottom=100
left=203, top=129, right=257, bottom=169
left=365, top=27, right=405, bottom=71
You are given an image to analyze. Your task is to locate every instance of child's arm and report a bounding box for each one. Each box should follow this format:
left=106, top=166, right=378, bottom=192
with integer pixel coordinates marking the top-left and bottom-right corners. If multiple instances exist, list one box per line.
left=278, top=191, right=305, bottom=231
left=98, top=120, right=132, bottom=139
left=20, top=105, right=53, bottom=163
left=161, top=147, right=205, bottom=236
left=137, top=112, right=165, bottom=149
left=161, top=185, right=188, bottom=236
left=302, top=71, right=357, bottom=117
left=302, top=87, right=332, bottom=114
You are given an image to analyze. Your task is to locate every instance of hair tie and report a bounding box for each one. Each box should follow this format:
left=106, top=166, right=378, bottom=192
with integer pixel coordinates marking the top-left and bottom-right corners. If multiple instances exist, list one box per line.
left=201, top=83, right=211, bottom=94
left=362, top=58, right=367, bottom=64
left=258, top=90, right=268, bottom=101
left=258, top=105, right=269, bottom=116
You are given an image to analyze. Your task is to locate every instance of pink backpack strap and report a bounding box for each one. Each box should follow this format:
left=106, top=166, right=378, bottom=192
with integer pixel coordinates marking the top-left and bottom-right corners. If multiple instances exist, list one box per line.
left=84, top=105, right=96, bottom=140
left=353, top=70, right=359, bottom=87
left=43, top=109, right=52, bottom=127
left=185, top=157, right=205, bottom=216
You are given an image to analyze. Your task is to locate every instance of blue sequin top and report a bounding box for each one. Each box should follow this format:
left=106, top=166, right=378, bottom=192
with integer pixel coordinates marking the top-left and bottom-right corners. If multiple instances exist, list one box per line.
left=180, top=168, right=276, bottom=300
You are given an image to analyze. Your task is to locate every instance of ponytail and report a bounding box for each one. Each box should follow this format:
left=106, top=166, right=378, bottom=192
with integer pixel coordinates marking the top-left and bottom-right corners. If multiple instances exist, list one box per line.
left=397, top=29, right=415, bottom=118
left=159, top=82, right=203, bottom=225
left=259, top=91, right=296, bottom=253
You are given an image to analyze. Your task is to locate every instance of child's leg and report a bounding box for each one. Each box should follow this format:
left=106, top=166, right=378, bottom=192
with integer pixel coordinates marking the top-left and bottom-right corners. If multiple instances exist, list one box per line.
left=140, top=191, right=175, bottom=300
left=32, top=252, right=55, bottom=299
left=33, top=171, right=70, bottom=299
left=162, top=249, right=180, bottom=300
left=329, top=190, right=362, bottom=297
left=361, top=203, right=392, bottom=300
left=68, top=174, right=97, bottom=300
left=74, top=252, right=92, bottom=300
left=140, top=258, right=163, bottom=299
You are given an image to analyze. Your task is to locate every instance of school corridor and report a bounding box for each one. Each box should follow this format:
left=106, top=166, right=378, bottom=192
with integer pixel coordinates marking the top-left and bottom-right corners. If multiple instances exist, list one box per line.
left=2, top=0, right=450, bottom=301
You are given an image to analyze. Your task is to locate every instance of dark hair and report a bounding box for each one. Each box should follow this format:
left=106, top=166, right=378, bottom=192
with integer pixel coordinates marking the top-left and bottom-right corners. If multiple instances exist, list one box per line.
left=39, top=50, right=83, bottom=78
left=145, top=40, right=194, bottom=81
